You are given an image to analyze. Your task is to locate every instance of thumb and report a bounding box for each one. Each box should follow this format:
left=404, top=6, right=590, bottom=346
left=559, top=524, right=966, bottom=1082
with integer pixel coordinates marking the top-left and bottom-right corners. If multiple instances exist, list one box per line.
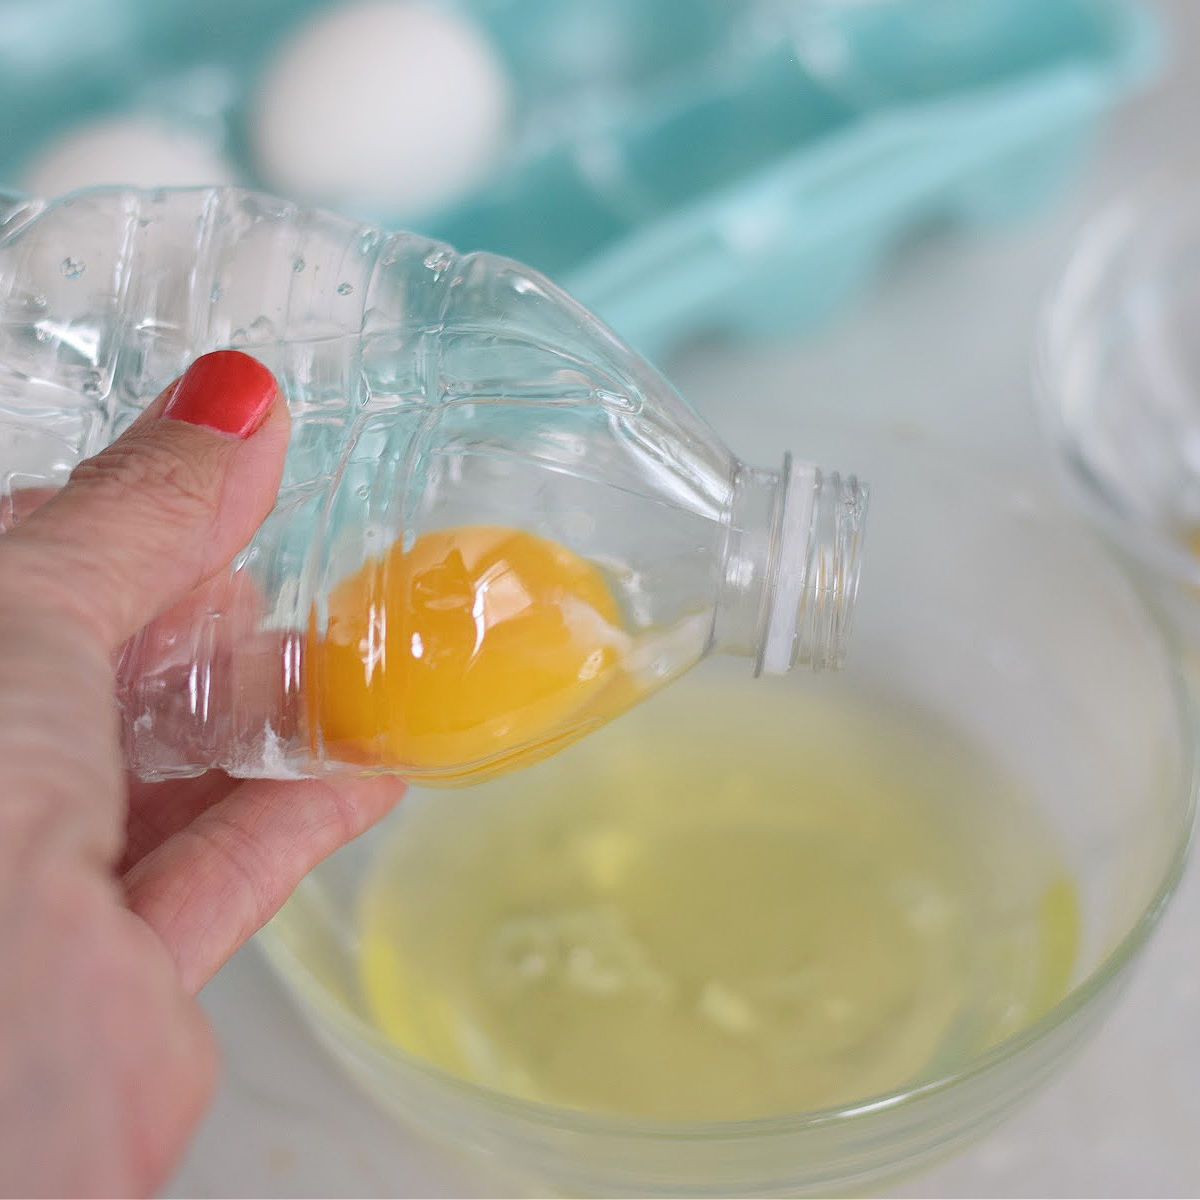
left=1, top=351, right=288, bottom=651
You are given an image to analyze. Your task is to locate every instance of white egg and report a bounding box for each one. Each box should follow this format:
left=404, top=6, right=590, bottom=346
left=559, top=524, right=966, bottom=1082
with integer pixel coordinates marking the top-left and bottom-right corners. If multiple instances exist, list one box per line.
left=251, top=0, right=511, bottom=218
left=22, top=116, right=236, bottom=198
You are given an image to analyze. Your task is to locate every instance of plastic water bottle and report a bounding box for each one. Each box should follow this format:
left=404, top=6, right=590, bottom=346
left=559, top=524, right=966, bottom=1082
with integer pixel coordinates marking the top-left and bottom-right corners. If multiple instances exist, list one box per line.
left=0, top=185, right=866, bottom=784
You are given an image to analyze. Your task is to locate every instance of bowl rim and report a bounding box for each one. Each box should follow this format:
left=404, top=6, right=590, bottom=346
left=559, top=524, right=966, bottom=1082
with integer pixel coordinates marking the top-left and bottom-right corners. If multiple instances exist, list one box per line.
left=259, top=492, right=1200, bottom=1142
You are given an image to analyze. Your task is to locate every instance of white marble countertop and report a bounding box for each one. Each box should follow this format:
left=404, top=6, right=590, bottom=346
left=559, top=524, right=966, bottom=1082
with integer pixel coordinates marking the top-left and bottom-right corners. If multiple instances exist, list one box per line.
left=169, top=3, right=1200, bottom=1194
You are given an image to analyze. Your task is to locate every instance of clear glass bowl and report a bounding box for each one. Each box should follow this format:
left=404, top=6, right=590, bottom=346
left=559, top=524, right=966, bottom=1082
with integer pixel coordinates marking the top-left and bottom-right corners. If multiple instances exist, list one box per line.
left=1040, top=166, right=1200, bottom=634
left=257, top=429, right=1197, bottom=1197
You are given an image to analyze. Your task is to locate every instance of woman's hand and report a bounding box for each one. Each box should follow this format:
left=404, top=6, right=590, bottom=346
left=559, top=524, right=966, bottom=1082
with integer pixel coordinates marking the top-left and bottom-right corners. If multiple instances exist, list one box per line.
left=0, top=352, right=404, bottom=1197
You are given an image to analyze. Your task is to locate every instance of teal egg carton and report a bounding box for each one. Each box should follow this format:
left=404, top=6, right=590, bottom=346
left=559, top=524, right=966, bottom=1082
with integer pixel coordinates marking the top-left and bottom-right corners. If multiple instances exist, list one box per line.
left=0, top=0, right=1159, bottom=358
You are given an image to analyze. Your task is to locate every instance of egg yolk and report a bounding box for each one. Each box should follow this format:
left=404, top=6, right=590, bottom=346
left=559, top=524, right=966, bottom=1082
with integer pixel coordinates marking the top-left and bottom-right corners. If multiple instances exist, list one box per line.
left=305, top=526, right=634, bottom=783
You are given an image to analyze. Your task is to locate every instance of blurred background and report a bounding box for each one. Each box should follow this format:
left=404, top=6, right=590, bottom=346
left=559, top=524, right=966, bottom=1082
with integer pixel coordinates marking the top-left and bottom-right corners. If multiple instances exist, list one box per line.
left=0, top=0, right=1159, bottom=363
left=2, top=0, right=1198, bottom=1194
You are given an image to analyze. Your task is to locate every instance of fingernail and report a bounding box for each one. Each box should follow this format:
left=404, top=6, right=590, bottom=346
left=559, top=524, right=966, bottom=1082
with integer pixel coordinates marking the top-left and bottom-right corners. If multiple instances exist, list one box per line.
left=163, top=350, right=278, bottom=438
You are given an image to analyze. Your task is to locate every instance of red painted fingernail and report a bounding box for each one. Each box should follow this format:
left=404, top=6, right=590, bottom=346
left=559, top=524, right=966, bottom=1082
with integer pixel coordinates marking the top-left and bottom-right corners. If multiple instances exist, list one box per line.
left=162, top=350, right=278, bottom=438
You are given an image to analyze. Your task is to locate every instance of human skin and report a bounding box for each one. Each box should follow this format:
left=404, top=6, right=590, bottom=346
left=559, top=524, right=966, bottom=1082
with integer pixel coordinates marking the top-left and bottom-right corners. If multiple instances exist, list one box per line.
left=0, top=353, right=404, bottom=1197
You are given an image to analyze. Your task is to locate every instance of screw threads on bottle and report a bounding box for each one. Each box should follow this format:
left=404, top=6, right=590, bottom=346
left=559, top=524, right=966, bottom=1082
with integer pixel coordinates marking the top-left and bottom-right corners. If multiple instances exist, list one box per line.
left=761, top=456, right=867, bottom=673
left=713, top=456, right=866, bottom=675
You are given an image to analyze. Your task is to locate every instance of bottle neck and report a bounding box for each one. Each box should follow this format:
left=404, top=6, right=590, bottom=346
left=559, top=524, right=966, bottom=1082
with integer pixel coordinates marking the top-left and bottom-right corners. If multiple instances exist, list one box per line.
left=713, top=454, right=866, bottom=673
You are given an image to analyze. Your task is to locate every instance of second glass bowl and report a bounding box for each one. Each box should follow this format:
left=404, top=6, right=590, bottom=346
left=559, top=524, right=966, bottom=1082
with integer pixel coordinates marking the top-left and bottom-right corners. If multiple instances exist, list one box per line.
left=1041, top=167, right=1200, bottom=643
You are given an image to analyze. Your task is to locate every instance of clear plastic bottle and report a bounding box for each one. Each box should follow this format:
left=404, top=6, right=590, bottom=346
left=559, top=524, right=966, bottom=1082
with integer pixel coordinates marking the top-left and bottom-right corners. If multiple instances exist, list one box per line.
left=0, top=186, right=866, bottom=784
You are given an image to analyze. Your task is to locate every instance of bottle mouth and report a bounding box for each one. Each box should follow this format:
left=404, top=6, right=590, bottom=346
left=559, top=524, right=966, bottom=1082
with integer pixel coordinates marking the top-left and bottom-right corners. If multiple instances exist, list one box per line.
left=759, top=454, right=867, bottom=674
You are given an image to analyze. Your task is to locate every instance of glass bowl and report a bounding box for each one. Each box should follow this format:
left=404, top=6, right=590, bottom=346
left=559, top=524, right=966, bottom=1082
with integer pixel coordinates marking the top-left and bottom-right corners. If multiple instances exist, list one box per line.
left=1040, top=166, right=1200, bottom=640
left=257, top=429, right=1196, bottom=1197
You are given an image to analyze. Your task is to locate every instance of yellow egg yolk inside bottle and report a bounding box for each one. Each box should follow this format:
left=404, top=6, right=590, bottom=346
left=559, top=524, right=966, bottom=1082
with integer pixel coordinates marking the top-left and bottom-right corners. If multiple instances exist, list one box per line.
left=305, top=526, right=637, bottom=783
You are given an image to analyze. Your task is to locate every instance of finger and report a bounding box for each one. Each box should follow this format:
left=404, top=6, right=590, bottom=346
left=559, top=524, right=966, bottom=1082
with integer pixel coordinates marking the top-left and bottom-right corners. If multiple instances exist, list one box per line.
left=0, top=604, right=125, bottom=871
left=120, top=772, right=240, bottom=875
left=123, top=774, right=405, bottom=994
left=0, top=486, right=59, bottom=533
left=0, top=351, right=286, bottom=652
